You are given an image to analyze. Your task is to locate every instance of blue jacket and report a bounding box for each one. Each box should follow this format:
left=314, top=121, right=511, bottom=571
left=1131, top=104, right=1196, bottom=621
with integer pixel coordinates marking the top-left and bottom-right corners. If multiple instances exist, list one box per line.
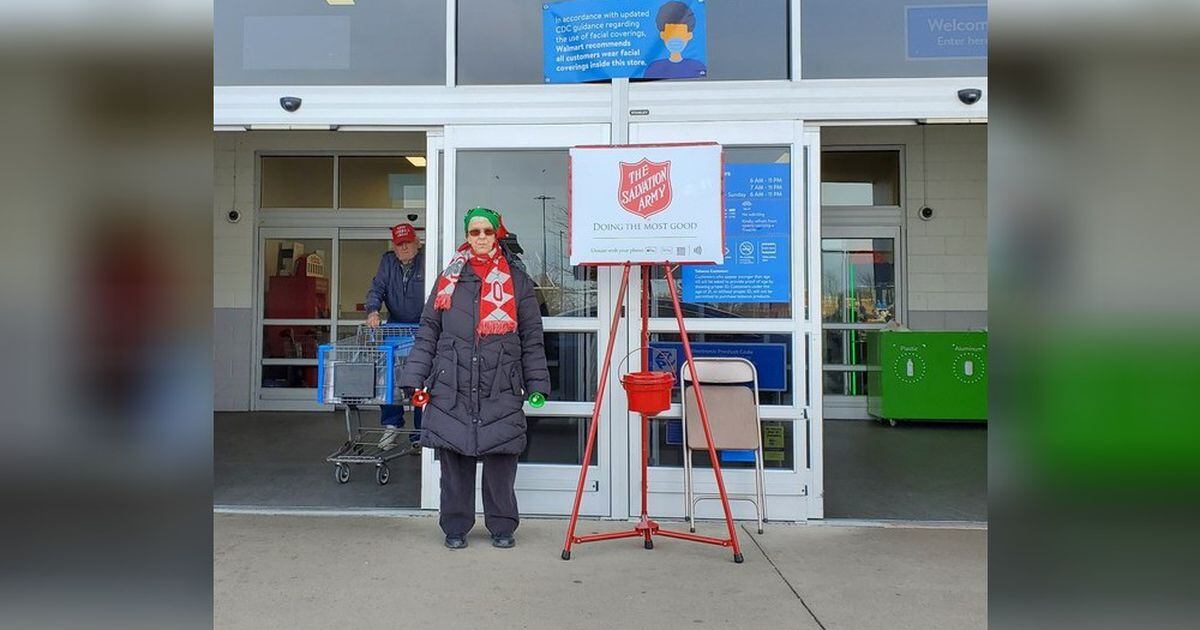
left=364, top=250, right=425, bottom=324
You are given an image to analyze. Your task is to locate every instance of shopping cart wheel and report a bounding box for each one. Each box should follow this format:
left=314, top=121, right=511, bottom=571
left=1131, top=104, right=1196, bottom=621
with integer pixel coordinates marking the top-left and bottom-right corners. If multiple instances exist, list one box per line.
left=733, top=553, right=744, bottom=564
left=644, top=539, right=654, bottom=550
left=334, top=464, right=350, bottom=484
left=561, top=550, right=571, bottom=560
left=376, top=464, right=390, bottom=485
left=888, top=419, right=898, bottom=427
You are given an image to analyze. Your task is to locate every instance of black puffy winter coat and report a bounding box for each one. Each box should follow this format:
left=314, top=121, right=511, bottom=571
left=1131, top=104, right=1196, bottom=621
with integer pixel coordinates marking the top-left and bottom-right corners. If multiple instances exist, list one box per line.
left=398, top=257, right=550, bottom=456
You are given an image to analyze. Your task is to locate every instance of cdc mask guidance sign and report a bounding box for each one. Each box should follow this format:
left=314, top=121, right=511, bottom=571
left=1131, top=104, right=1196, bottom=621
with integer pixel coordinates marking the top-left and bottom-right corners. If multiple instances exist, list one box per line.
left=569, top=143, right=723, bottom=266
left=543, top=0, right=708, bottom=83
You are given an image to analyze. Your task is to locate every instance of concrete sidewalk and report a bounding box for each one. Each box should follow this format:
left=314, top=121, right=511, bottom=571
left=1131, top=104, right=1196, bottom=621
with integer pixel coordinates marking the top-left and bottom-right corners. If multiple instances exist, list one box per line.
left=214, top=513, right=985, bottom=629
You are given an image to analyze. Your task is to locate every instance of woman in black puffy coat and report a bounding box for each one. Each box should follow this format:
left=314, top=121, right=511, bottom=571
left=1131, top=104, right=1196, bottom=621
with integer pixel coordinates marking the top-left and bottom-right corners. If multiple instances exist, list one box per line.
left=400, top=207, right=549, bottom=550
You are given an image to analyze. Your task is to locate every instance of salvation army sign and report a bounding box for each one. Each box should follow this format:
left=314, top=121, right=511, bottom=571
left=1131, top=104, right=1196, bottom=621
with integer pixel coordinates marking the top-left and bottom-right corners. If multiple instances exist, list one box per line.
left=569, top=143, right=723, bottom=266
left=618, top=158, right=672, bottom=218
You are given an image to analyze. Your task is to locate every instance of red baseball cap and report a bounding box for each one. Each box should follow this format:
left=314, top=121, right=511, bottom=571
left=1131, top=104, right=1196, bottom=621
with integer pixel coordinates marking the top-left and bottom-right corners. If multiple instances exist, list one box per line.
left=390, top=223, right=417, bottom=245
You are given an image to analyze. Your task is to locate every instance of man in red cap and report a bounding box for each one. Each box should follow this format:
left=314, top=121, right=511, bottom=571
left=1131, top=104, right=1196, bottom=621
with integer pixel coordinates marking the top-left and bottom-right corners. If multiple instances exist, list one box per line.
left=365, top=222, right=425, bottom=451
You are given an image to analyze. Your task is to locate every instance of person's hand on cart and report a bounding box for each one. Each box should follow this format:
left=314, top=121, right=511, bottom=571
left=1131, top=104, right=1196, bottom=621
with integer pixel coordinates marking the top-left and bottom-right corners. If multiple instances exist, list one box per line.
left=366, top=311, right=383, bottom=328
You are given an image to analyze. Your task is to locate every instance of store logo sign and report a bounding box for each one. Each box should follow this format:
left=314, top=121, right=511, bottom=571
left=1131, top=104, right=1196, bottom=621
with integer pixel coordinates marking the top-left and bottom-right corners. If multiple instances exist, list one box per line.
left=618, top=158, right=673, bottom=219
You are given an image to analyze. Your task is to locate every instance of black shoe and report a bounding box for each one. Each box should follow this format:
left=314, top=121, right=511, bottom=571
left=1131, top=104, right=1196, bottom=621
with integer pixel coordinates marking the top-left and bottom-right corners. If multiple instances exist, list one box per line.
left=491, top=533, right=515, bottom=549
left=444, top=535, right=468, bottom=549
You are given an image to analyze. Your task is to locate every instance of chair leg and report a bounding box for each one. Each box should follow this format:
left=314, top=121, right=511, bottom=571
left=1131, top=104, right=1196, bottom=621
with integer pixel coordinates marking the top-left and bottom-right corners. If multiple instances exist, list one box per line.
left=683, top=447, right=695, bottom=532
left=755, top=449, right=765, bottom=534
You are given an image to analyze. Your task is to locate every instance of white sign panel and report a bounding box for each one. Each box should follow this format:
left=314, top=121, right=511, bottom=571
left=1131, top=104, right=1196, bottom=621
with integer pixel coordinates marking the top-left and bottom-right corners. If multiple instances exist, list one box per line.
left=569, top=143, right=723, bottom=266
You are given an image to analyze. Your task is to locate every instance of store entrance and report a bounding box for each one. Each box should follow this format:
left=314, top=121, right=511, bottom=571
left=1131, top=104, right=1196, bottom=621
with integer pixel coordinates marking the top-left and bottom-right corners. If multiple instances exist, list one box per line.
left=820, top=227, right=902, bottom=420
left=216, top=134, right=436, bottom=510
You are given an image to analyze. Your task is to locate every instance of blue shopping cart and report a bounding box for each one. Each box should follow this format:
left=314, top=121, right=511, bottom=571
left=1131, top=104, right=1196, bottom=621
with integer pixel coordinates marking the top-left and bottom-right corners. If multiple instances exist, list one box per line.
left=317, top=324, right=419, bottom=485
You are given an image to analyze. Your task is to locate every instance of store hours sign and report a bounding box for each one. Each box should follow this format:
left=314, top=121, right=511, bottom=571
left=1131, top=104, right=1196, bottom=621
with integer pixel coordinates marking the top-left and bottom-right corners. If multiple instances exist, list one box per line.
left=683, top=163, right=791, bottom=303
left=569, top=143, right=724, bottom=266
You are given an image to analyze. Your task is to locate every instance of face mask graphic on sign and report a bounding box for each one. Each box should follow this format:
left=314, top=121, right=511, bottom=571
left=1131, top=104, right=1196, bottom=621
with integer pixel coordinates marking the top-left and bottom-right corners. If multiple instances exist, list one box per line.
left=665, top=37, right=687, bottom=55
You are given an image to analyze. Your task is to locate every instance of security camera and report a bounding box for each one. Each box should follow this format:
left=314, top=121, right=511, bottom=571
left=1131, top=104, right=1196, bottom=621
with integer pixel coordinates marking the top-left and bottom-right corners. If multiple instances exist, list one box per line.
left=957, top=88, right=982, bottom=106
left=918, top=206, right=934, bottom=221
left=407, top=213, right=419, bottom=222
left=279, top=96, right=302, bottom=112
left=227, top=209, right=241, bottom=223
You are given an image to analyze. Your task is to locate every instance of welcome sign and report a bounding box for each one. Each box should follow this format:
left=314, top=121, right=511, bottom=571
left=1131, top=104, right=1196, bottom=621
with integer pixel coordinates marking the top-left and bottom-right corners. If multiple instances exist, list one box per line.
left=569, top=143, right=723, bottom=266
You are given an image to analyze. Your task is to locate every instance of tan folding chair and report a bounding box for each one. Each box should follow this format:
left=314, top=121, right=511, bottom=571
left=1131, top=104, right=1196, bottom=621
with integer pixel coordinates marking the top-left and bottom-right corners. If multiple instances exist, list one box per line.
left=680, top=357, right=765, bottom=535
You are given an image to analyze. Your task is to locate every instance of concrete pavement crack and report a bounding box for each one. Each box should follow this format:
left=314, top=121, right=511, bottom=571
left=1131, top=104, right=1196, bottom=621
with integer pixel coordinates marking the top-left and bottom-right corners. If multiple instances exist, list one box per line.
left=742, top=525, right=827, bottom=630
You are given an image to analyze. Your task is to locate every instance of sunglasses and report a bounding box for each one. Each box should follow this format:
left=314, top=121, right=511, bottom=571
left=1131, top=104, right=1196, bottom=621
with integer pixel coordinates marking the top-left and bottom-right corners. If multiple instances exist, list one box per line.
left=468, top=228, right=496, bottom=237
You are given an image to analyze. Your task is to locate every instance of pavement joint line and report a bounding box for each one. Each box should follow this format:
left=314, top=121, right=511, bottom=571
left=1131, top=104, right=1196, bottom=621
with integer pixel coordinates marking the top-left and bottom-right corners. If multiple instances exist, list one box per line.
left=214, top=505, right=434, bottom=518
left=813, top=518, right=987, bottom=530
left=742, top=524, right=828, bottom=630
left=215, top=506, right=985, bottom=531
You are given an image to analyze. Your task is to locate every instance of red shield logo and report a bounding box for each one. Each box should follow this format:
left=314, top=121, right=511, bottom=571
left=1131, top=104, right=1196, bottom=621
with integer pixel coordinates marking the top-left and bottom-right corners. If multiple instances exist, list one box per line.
left=617, top=159, right=673, bottom=219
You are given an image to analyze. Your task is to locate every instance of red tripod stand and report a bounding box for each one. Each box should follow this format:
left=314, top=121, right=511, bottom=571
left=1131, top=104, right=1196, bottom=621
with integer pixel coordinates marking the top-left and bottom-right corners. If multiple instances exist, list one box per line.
left=561, top=263, right=744, bottom=563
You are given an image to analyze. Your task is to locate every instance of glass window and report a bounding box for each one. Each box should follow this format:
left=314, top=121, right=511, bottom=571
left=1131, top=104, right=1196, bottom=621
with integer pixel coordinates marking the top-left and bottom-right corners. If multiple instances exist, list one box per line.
left=648, top=419, right=794, bottom=469
left=214, top=0, right=445, bottom=85
left=652, top=146, right=792, bottom=318
left=821, top=238, right=896, bottom=325
left=823, top=329, right=870, bottom=366
left=545, top=333, right=598, bottom=402
left=339, top=157, right=426, bottom=210
left=455, top=150, right=598, bottom=317
left=262, top=325, right=329, bottom=360
left=261, top=157, right=333, bottom=208
left=263, top=238, right=332, bottom=318
left=703, top=0, right=790, bottom=81
left=821, top=151, right=900, bottom=206
left=337, top=239, right=394, bottom=320
left=521, top=417, right=597, bottom=465
left=457, top=0, right=789, bottom=85
left=261, top=365, right=320, bottom=389
left=823, top=370, right=869, bottom=397
left=650, top=333, right=793, bottom=405
left=801, top=0, right=986, bottom=79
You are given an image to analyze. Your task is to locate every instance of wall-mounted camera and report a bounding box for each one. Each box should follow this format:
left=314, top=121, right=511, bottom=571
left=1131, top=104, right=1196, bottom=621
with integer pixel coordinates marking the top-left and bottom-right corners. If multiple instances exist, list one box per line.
left=279, top=96, right=302, bottom=112
left=406, top=213, right=419, bottom=222
left=957, top=88, right=982, bottom=106
left=226, top=209, right=242, bottom=223
left=918, top=206, right=934, bottom=221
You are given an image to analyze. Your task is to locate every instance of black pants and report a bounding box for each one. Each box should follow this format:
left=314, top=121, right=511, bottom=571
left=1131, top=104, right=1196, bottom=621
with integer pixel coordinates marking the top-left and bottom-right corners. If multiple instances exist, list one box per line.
left=438, top=449, right=520, bottom=537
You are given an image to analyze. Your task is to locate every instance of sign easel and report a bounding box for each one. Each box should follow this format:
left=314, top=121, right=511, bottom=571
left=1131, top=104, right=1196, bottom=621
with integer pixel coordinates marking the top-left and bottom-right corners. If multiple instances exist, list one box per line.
left=561, top=143, right=743, bottom=563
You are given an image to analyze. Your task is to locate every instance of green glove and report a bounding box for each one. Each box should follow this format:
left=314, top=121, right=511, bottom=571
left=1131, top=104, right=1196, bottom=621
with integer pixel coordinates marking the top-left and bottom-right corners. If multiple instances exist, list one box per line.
left=527, top=392, right=546, bottom=408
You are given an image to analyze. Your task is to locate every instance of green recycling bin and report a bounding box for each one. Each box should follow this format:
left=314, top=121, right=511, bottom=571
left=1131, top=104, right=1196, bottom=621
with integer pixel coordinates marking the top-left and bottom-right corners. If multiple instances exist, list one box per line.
left=866, top=330, right=987, bottom=424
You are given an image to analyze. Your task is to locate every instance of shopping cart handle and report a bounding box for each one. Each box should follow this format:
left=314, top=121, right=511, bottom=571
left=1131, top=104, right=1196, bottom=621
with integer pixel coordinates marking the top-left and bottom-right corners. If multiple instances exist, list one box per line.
left=412, top=389, right=430, bottom=408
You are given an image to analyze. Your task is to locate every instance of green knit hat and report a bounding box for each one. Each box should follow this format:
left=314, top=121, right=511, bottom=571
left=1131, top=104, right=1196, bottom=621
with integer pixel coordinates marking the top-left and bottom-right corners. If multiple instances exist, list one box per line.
left=463, top=207, right=500, bottom=233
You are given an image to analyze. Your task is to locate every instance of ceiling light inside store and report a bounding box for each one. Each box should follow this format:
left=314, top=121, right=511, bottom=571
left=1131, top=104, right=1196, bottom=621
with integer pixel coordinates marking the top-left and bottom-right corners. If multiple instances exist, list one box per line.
left=326, top=0, right=355, bottom=5
left=406, top=156, right=427, bottom=168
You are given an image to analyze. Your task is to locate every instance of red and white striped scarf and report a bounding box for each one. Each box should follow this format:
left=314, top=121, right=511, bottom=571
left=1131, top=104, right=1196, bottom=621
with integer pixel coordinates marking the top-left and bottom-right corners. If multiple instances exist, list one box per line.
left=434, top=243, right=517, bottom=336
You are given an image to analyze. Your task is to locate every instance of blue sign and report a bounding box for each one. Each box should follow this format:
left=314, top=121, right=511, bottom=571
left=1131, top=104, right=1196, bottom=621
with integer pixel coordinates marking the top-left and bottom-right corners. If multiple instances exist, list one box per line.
left=683, top=163, right=790, bottom=303
left=648, top=341, right=787, bottom=391
left=543, top=0, right=708, bottom=83
left=906, top=5, right=987, bottom=60
left=665, top=419, right=682, bottom=445
left=721, top=450, right=756, bottom=463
